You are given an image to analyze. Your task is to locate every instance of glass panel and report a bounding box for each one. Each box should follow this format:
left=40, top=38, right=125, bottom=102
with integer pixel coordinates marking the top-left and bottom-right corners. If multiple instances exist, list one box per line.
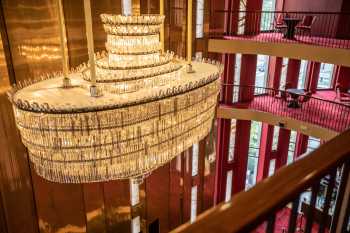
left=122, top=0, right=132, bottom=15
left=131, top=216, right=141, bottom=233
left=298, top=60, right=308, bottom=89
left=246, top=121, right=262, bottom=189
left=190, top=186, right=198, bottom=223
left=237, top=0, right=247, bottom=35
left=306, top=136, right=321, bottom=154
left=225, top=170, right=233, bottom=202
left=255, top=55, right=269, bottom=88
left=271, top=126, right=280, bottom=151
left=268, top=159, right=276, bottom=177
left=287, top=131, right=297, bottom=164
left=130, top=179, right=140, bottom=206
left=260, top=0, right=276, bottom=31
left=233, top=54, right=241, bottom=103
left=317, top=63, right=334, bottom=89
left=279, top=58, right=289, bottom=90
left=192, top=143, right=199, bottom=176
left=195, top=0, right=204, bottom=38
left=228, top=119, right=237, bottom=162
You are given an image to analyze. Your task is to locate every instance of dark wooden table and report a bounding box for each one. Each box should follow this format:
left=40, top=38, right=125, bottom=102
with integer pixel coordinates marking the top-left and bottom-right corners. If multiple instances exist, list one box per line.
left=283, top=18, right=301, bottom=40
left=286, top=88, right=305, bottom=108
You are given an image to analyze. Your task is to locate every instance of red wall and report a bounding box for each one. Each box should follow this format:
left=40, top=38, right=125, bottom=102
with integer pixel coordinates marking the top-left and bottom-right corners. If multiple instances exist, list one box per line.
left=281, top=0, right=343, bottom=12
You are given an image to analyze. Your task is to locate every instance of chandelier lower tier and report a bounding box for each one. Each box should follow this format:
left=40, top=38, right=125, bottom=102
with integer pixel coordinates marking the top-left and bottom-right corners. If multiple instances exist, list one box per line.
left=8, top=14, right=223, bottom=183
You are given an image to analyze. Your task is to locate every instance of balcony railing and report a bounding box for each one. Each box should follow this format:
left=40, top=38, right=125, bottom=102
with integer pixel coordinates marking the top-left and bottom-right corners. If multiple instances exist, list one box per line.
left=210, top=11, right=350, bottom=49
left=220, top=84, right=350, bottom=132
left=171, top=128, right=350, bottom=233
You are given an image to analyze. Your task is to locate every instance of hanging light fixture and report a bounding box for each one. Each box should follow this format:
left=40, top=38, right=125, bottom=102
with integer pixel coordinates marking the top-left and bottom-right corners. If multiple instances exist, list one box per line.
left=7, top=0, right=223, bottom=183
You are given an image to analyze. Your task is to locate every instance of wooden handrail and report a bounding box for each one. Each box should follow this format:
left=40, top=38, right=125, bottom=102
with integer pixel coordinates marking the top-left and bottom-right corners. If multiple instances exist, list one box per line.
left=171, top=129, right=350, bottom=233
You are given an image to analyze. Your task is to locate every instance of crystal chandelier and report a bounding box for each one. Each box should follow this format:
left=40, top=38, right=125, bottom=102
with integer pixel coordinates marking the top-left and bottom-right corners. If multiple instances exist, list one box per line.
left=7, top=5, right=223, bottom=183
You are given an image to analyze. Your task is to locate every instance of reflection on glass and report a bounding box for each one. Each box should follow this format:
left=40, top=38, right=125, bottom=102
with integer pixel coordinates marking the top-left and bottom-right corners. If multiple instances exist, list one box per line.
left=0, top=33, right=9, bottom=87
left=279, top=58, right=289, bottom=90
left=225, top=170, right=233, bottom=202
left=268, top=159, right=276, bottom=177
left=271, top=126, right=280, bottom=151
left=237, top=0, right=246, bottom=35
left=246, top=121, right=262, bottom=190
left=190, top=186, right=198, bottom=223
left=287, top=130, right=297, bottom=164
left=298, top=60, right=308, bottom=89
left=317, top=63, right=334, bottom=89
left=260, top=0, right=276, bottom=31
left=195, top=0, right=204, bottom=38
left=255, top=54, right=269, bottom=88
left=228, top=119, right=236, bottom=162
left=233, top=54, right=241, bottom=103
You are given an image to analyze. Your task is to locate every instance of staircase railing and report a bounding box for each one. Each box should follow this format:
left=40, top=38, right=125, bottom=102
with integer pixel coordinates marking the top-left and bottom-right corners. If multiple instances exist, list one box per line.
left=171, top=128, right=350, bottom=233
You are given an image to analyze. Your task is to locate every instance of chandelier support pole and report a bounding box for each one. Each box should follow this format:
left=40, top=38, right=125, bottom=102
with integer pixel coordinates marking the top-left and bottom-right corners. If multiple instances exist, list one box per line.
left=160, top=0, right=164, bottom=53
left=83, top=0, right=101, bottom=97
left=186, top=0, right=195, bottom=73
left=57, top=0, right=70, bottom=88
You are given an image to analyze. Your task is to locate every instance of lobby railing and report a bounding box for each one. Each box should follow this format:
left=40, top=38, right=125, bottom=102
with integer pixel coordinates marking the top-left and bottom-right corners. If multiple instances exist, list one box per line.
left=171, top=128, right=350, bottom=233
left=210, top=11, right=350, bottom=49
left=220, top=84, right=350, bottom=132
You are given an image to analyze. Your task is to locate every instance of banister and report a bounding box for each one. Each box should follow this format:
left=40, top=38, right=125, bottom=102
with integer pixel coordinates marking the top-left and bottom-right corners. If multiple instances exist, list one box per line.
left=171, top=129, right=350, bottom=233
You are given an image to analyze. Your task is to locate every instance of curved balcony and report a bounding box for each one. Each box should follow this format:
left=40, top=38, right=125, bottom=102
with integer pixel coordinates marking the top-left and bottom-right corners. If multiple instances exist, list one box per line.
left=219, top=84, right=350, bottom=133
left=209, top=11, right=350, bottom=66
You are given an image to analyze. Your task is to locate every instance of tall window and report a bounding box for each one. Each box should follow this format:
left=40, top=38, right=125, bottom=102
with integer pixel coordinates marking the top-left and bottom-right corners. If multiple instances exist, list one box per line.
left=237, top=0, right=247, bottom=35
left=122, top=0, right=132, bottom=15
left=260, top=0, right=276, bottom=31
left=271, top=126, right=280, bottom=151
left=298, top=60, right=308, bottom=89
left=228, top=120, right=237, bottom=162
left=317, top=63, right=334, bottom=89
left=279, top=58, right=289, bottom=90
left=246, top=121, right=262, bottom=190
left=287, top=131, right=297, bottom=164
left=306, top=137, right=321, bottom=154
left=255, top=55, right=269, bottom=88
left=195, top=0, right=204, bottom=38
left=225, top=170, right=233, bottom=202
left=233, top=54, right=241, bottom=103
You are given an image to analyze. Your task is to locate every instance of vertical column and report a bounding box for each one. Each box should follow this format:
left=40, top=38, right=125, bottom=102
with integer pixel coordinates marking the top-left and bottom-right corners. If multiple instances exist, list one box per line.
left=267, top=56, right=283, bottom=89
left=294, top=133, right=309, bottom=159
left=285, top=58, right=301, bottom=88
left=305, top=62, right=321, bottom=93
left=334, top=66, right=350, bottom=90
left=256, top=124, right=274, bottom=182
left=232, top=120, right=251, bottom=193
left=275, top=128, right=291, bottom=170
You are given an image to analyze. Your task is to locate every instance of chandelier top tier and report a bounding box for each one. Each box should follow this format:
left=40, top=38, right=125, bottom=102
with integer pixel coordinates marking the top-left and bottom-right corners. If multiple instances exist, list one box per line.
left=8, top=14, right=223, bottom=183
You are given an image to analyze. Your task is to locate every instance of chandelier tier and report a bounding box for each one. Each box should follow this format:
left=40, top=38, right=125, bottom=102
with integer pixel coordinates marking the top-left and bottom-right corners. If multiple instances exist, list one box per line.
left=8, top=14, right=223, bottom=183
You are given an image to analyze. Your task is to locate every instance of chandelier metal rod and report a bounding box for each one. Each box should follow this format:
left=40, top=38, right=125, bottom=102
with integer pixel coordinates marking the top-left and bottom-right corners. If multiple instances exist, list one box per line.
left=83, top=0, right=97, bottom=87
left=57, top=0, right=70, bottom=87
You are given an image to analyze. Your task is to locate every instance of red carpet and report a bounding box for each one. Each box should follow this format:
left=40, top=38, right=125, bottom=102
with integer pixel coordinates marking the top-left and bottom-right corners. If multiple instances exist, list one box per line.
left=232, top=93, right=350, bottom=132
left=252, top=208, right=329, bottom=233
left=223, top=32, right=350, bottom=49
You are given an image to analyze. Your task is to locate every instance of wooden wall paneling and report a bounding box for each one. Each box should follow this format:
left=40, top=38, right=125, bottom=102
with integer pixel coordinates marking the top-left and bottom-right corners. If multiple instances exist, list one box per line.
left=103, top=180, right=131, bottom=233
left=146, top=164, right=170, bottom=233
left=82, top=183, right=107, bottom=233
left=63, top=0, right=121, bottom=67
left=2, top=0, right=63, bottom=83
left=169, top=155, right=183, bottom=230
left=31, top=169, right=87, bottom=233
left=0, top=93, right=39, bottom=233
